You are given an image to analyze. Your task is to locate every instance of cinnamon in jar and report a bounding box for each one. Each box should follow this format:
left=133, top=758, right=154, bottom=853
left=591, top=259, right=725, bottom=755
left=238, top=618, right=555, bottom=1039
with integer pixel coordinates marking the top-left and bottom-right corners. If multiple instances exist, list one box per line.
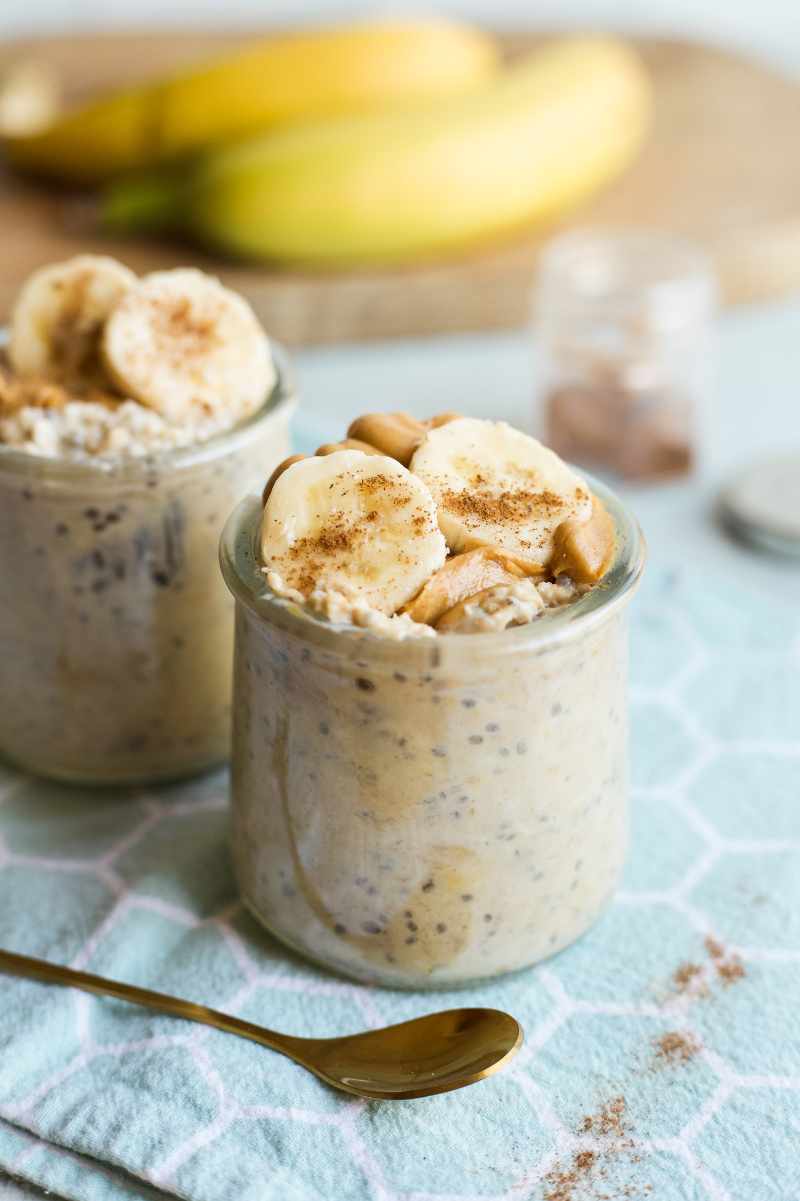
left=534, top=229, right=716, bottom=481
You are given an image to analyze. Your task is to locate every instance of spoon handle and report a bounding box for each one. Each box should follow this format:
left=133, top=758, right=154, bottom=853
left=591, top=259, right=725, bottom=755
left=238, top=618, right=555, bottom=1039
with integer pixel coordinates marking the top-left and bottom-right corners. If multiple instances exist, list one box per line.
left=0, top=947, right=307, bottom=1057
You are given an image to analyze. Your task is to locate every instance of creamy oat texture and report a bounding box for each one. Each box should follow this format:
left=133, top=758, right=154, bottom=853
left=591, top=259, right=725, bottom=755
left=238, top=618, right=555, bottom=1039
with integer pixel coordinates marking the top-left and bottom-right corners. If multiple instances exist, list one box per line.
left=0, top=388, right=235, bottom=458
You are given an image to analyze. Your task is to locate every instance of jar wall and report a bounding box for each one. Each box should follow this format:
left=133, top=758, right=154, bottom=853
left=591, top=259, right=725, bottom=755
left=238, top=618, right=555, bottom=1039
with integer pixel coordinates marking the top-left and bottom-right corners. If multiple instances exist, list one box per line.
left=230, top=599, right=630, bottom=988
left=0, top=408, right=291, bottom=785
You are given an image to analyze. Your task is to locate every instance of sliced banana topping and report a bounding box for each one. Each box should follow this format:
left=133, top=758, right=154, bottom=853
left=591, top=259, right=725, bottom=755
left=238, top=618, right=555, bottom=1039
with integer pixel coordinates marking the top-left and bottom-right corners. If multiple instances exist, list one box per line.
left=9, top=254, right=136, bottom=389
left=102, top=268, right=275, bottom=425
left=261, top=450, right=447, bottom=616
left=410, top=417, right=593, bottom=571
left=402, top=547, right=525, bottom=626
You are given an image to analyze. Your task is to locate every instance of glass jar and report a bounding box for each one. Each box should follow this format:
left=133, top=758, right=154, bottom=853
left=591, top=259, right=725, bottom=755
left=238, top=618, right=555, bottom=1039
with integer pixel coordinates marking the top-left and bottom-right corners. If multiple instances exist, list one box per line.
left=535, top=229, right=716, bottom=481
left=0, top=347, right=295, bottom=785
left=220, top=478, right=645, bottom=988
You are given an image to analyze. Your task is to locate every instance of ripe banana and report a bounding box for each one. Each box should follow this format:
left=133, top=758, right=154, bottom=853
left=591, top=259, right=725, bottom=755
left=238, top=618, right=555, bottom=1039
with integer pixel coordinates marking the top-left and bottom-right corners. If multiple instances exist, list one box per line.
left=102, top=268, right=274, bottom=424
left=260, top=450, right=447, bottom=614
left=410, top=417, right=594, bottom=571
left=9, top=254, right=136, bottom=389
left=7, top=20, right=498, bottom=184
left=104, top=36, right=650, bottom=266
left=0, top=59, right=60, bottom=136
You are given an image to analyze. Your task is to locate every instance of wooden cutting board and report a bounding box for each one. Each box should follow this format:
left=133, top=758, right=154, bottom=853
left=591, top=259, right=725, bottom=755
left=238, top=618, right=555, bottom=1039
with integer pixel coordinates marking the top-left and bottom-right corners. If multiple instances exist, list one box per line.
left=2, top=31, right=800, bottom=345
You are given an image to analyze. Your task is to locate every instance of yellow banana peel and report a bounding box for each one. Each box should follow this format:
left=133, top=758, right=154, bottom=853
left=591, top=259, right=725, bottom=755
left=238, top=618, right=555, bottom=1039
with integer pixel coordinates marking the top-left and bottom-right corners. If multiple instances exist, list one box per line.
left=105, top=37, right=652, bottom=267
left=6, top=20, right=499, bottom=183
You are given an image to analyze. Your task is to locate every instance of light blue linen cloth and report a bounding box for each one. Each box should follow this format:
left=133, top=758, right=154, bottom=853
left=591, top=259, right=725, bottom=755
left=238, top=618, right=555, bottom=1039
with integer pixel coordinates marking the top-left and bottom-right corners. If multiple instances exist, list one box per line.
left=0, top=561, right=798, bottom=1201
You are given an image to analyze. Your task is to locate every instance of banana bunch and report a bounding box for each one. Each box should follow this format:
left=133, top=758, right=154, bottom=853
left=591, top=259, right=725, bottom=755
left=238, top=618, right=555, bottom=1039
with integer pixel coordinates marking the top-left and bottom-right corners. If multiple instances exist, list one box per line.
left=103, top=37, right=651, bottom=266
left=5, top=20, right=498, bottom=183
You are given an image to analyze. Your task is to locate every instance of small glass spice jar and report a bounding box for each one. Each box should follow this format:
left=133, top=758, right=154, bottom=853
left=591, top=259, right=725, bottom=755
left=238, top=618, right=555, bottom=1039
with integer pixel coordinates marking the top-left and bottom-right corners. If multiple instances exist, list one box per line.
left=535, top=229, right=716, bottom=481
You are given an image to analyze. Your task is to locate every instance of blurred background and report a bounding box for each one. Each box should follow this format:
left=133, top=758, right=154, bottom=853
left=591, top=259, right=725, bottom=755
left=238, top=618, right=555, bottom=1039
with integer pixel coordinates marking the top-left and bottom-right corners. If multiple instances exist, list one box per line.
left=2, top=0, right=800, bottom=587
left=2, top=2, right=800, bottom=72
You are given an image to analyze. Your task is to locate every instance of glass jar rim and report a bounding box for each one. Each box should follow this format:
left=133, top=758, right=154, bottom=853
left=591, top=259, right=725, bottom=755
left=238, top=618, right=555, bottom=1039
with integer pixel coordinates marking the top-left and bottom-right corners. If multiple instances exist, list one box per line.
left=0, top=333, right=296, bottom=483
left=219, top=470, right=646, bottom=667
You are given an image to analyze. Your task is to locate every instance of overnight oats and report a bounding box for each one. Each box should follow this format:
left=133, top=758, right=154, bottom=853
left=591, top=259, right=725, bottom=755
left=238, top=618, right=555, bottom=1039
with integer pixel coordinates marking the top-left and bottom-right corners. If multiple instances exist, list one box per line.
left=0, top=255, right=294, bottom=784
left=221, top=412, right=644, bottom=987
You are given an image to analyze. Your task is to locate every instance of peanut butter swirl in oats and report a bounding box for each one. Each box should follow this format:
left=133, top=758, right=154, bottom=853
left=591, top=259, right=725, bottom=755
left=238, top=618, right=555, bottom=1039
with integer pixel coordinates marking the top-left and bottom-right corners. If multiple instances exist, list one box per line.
left=259, top=412, right=614, bottom=636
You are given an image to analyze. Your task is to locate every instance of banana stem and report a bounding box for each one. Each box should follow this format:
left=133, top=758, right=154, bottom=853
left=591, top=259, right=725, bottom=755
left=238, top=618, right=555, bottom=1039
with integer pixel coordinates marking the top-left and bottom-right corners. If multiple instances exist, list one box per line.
left=102, top=172, right=181, bottom=233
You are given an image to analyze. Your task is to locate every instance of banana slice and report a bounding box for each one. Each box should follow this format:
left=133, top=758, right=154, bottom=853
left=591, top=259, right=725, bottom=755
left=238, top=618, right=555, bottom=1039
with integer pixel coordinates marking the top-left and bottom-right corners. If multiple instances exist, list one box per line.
left=9, top=254, right=136, bottom=389
left=410, top=417, right=593, bottom=571
left=102, top=268, right=274, bottom=425
left=261, top=449, right=447, bottom=615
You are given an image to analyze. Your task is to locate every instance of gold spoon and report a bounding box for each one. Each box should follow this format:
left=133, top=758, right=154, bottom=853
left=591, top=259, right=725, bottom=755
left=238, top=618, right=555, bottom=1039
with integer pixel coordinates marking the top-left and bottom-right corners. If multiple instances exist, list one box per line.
left=0, top=947, right=522, bottom=1100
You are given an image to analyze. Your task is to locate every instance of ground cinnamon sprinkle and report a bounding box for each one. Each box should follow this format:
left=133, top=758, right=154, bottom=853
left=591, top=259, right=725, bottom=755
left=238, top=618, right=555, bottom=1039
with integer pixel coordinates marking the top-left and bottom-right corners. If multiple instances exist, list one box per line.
left=358, top=473, right=397, bottom=496
left=670, top=938, right=745, bottom=999
left=442, top=486, right=566, bottom=527
left=280, top=513, right=363, bottom=595
left=653, top=1031, right=701, bottom=1066
left=716, top=958, right=746, bottom=986
left=704, top=936, right=746, bottom=986
left=159, top=295, right=217, bottom=354
left=543, top=1097, right=651, bottom=1201
left=671, top=961, right=705, bottom=996
left=0, top=361, right=120, bottom=414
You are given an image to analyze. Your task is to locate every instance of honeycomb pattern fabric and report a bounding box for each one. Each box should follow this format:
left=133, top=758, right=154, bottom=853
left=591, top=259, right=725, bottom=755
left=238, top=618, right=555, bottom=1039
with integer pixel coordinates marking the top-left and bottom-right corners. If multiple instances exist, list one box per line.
left=0, top=567, right=798, bottom=1201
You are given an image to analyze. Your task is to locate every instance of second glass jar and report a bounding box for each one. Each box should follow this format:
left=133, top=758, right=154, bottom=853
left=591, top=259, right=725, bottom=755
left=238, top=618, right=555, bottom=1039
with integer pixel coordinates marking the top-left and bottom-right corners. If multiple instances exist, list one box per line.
left=0, top=349, right=295, bottom=785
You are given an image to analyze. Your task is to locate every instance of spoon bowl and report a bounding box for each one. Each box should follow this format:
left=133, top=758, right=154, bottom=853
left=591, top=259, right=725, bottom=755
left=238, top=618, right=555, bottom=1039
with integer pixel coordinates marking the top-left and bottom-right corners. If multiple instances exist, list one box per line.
left=297, top=1007, right=523, bottom=1099
left=0, top=948, right=523, bottom=1100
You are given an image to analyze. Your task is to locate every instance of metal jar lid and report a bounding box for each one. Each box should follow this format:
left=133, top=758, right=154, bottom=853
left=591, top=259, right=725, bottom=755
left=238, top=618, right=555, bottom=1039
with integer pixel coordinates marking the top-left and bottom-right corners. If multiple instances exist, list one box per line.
left=718, top=454, right=800, bottom=558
